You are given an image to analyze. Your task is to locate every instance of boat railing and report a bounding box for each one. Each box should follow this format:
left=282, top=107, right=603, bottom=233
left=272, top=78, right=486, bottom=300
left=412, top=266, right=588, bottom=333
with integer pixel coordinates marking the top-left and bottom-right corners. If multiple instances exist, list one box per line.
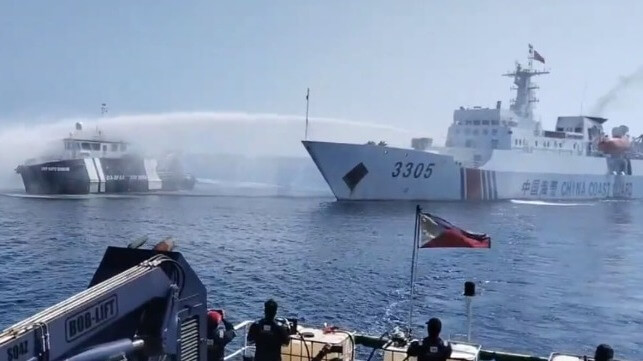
left=224, top=320, right=255, bottom=361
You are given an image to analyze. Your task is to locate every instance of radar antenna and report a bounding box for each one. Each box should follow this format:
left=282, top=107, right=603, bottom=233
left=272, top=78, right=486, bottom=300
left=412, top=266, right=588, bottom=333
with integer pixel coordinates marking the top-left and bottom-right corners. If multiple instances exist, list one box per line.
left=502, top=44, right=549, bottom=122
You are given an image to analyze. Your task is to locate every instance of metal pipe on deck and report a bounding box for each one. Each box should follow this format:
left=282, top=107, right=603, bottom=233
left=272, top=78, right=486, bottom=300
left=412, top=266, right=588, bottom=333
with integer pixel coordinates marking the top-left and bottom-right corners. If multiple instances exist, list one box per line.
left=64, top=339, right=144, bottom=361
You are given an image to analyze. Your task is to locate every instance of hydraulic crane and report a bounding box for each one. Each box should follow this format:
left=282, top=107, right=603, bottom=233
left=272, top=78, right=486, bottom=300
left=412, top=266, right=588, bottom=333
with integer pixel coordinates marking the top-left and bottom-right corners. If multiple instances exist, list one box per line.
left=0, top=245, right=208, bottom=361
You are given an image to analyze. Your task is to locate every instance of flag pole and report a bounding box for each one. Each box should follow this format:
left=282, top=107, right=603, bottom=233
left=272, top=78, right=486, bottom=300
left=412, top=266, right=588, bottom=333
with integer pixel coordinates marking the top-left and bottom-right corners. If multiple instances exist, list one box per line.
left=305, top=88, right=310, bottom=140
left=408, top=204, right=421, bottom=337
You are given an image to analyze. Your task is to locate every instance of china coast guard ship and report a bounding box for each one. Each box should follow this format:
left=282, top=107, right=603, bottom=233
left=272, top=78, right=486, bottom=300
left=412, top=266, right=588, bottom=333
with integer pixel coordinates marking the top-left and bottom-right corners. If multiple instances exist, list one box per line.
left=303, top=45, right=643, bottom=201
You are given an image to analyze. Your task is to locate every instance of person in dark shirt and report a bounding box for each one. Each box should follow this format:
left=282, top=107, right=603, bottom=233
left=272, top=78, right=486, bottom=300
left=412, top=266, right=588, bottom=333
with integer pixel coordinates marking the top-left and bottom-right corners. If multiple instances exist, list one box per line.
left=247, top=299, right=291, bottom=361
left=594, top=344, right=614, bottom=361
left=406, top=318, right=452, bottom=361
left=206, top=309, right=236, bottom=361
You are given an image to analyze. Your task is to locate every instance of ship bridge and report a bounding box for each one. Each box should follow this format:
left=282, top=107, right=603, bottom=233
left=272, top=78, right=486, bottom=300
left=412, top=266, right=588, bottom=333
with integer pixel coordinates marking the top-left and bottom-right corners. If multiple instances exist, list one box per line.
left=62, top=122, right=130, bottom=160
left=440, top=45, right=600, bottom=167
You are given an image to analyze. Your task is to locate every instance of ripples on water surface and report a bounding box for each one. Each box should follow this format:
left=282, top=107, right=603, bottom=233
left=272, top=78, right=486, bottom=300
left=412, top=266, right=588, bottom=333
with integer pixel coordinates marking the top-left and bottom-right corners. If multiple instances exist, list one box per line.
left=0, top=194, right=641, bottom=359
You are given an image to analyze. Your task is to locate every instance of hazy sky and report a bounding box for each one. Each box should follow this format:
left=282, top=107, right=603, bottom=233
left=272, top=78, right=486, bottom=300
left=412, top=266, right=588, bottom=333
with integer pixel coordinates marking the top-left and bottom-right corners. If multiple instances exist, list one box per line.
left=2, top=1, right=643, bottom=141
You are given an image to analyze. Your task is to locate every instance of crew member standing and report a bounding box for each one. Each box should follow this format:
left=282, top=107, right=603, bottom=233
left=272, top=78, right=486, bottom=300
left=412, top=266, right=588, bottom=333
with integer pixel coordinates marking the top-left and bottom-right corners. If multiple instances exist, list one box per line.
left=207, top=309, right=236, bottom=361
left=406, top=318, right=452, bottom=361
left=247, top=299, right=291, bottom=361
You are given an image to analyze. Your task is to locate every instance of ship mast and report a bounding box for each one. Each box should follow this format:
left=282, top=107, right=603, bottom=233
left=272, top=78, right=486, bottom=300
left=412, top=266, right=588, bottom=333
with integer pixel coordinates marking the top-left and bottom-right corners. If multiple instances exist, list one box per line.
left=502, top=44, right=549, bottom=123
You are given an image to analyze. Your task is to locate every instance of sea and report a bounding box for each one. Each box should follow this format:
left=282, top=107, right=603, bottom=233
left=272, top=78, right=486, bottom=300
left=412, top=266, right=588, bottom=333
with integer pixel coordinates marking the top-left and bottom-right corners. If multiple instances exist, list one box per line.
left=0, top=192, right=641, bottom=359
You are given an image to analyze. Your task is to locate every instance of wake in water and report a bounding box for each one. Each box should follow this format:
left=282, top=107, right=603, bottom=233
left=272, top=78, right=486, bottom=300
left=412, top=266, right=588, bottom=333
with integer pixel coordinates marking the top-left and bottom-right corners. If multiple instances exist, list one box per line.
left=510, top=199, right=595, bottom=206
left=0, top=193, right=142, bottom=200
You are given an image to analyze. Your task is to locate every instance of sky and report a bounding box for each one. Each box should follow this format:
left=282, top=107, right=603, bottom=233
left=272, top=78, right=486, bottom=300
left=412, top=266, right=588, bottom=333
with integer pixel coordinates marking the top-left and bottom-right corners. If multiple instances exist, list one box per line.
left=1, top=1, right=643, bottom=157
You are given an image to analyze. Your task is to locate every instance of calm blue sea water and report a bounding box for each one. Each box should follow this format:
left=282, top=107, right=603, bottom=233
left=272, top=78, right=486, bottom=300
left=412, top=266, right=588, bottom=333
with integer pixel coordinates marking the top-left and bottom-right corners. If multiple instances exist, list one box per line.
left=0, top=194, right=641, bottom=359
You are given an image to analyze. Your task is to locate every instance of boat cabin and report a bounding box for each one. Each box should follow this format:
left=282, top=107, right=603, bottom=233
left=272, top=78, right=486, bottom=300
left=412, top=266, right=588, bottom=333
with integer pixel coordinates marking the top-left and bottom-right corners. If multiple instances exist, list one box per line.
left=62, top=137, right=129, bottom=159
left=61, top=122, right=129, bottom=159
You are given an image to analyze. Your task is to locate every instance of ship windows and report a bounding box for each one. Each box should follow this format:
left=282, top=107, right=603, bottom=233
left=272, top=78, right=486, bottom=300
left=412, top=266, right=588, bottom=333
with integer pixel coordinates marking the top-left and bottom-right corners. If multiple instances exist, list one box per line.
left=535, top=141, right=538, bottom=147
left=473, top=129, right=479, bottom=135
left=465, top=120, right=472, bottom=125
left=112, top=143, right=118, bottom=151
left=91, top=143, right=100, bottom=151
left=121, top=144, right=127, bottom=151
left=473, top=120, right=480, bottom=125
left=492, top=120, right=499, bottom=125
left=482, top=120, right=490, bottom=125
left=483, top=129, right=488, bottom=135
left=492, top=129, right=498, bottom=135
left=102, top=145, right=107, bottom=152
left=81, top=142, right=91, bottom=150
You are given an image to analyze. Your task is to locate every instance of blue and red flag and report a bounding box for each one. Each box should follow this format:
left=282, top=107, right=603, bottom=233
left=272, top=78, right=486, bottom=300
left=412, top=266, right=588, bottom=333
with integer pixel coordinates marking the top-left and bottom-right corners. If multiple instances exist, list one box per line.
left=417, top=212, right=490, bottom=248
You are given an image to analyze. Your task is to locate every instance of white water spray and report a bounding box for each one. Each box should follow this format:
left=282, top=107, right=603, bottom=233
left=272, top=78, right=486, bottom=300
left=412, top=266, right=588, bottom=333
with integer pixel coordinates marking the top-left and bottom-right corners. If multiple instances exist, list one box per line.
left=0, top=111, right=417, bottom=190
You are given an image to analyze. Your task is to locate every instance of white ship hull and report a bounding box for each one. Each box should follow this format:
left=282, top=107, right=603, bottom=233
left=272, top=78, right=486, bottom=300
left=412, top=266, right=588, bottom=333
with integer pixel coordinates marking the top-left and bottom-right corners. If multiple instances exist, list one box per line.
left=303, top=140, right=639, bottom=201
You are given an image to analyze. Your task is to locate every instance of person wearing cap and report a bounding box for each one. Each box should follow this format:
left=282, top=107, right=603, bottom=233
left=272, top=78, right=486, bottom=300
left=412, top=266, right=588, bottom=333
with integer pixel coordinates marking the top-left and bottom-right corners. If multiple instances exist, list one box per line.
left=206, top=309, right=236, bottom=361
left=247, top=299, right=291, bottom=361
left=594, top=344, right=614, bottom=361
left=406, top=317, right=452, bottom=361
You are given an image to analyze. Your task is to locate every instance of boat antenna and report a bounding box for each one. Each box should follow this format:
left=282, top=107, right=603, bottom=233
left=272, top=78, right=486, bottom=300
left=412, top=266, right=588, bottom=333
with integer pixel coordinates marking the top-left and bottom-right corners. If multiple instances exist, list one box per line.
left=101, top=103, right=108, bottom=117
left=305, top=88, right=310, bottom=140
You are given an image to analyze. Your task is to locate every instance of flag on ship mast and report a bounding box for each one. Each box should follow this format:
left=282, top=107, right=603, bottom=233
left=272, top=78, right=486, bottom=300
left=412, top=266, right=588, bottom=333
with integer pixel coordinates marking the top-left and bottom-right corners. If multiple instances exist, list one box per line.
left=407, top=205, right=491, bottom=336
left=528, top=43, right=545, bottom=64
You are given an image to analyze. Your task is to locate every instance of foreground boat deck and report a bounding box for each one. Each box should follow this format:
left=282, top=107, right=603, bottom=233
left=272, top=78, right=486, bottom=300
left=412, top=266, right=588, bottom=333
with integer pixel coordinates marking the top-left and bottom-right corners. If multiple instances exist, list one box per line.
left=222, top=320, right=604, bottom=361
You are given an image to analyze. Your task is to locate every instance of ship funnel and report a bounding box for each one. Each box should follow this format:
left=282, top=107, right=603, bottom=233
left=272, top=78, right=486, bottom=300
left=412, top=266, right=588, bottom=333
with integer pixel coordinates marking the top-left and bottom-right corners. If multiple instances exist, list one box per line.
left=75, top=122, right=83, bottom=131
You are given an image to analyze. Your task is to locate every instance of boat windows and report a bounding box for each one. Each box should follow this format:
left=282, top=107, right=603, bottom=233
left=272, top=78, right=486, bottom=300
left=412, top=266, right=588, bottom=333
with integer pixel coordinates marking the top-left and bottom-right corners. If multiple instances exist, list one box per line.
left=465, top=120, right=472, bottom=125
left=473, top=129, right=479, bottom=135
left=112, top=143, right=118, bottom=151
left=81, top=142, right=91, bottom=150
left=491, top=120, right=499, bottom=125
left=483, top=129, right=488, bottom=135
left=473, top=120, right=480, bottom=125
left=121, top=144, right=127, bottom=151
left=102, top=145, right=107, bottom=152
left=492, top=129, right=498, bottom=135
left=535, top=141, right=538, bottom=147
left=91, top=143, right=100, bottom=151
left=482, top=120, right=490, bottom=125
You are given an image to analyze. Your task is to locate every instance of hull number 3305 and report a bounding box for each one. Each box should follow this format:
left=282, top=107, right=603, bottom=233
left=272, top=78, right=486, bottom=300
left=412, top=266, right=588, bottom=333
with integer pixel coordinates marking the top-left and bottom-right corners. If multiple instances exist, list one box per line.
left=392, top=162, right=435, bottom=179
